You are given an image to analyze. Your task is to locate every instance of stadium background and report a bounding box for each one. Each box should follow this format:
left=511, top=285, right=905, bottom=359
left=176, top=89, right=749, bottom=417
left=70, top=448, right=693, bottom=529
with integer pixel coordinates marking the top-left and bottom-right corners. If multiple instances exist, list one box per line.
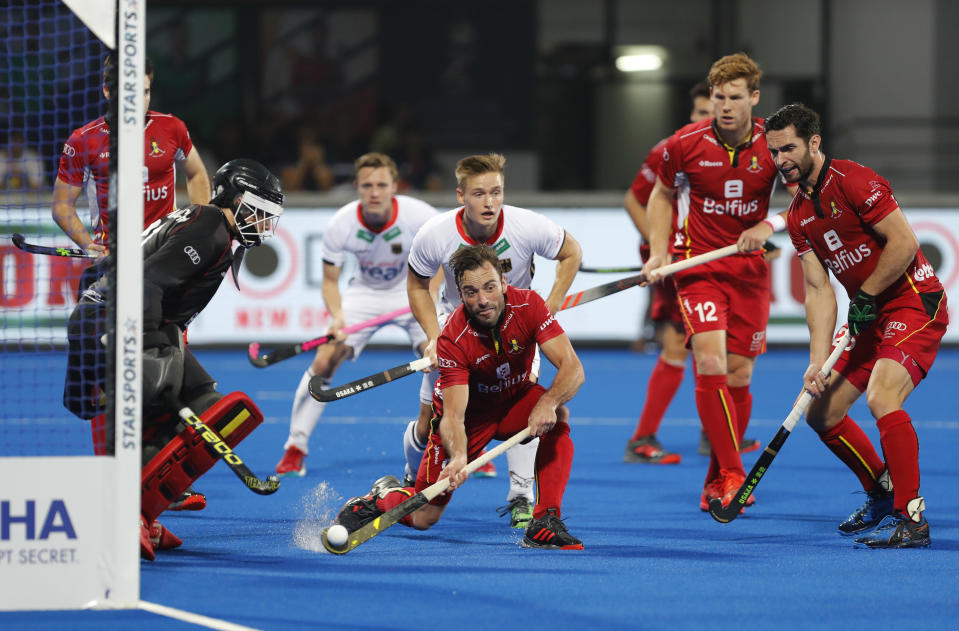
left=3, top=1, right=959, bottom=628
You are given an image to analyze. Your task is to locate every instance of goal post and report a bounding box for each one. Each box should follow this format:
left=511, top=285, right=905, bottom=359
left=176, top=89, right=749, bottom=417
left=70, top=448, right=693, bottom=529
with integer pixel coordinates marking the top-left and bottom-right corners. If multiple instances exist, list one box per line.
left=0, top=0, right=143, bottom=611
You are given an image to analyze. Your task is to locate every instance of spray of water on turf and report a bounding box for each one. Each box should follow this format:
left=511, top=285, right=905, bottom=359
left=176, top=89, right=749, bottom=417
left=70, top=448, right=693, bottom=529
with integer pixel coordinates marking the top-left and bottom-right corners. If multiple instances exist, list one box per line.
left=292, top=481, right=341, bottom=552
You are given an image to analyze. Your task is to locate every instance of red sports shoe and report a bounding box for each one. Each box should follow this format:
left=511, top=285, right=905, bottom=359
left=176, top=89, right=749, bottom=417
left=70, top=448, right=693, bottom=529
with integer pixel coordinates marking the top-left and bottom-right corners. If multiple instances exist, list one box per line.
left=718, top=469, right=756, bottom=513
left=699, top=477, right=724, bottom=511
left=168, top=487, right=206, bottom=511
left=140, top=517, right=182, bottom=561
left=276, top=446, right=306, bottom=477
left=472, top=449, right=497, bottom=478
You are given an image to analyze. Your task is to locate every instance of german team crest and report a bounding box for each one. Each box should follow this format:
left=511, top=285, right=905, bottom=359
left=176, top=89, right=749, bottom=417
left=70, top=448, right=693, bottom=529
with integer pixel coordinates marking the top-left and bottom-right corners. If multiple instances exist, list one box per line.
left=391, top=243, right=402, bottom=254
left=746, top=155, right=762, bottom=173
left=149, top=140, right=165, bottom=156
left=500, top=258, right=512, bottom=273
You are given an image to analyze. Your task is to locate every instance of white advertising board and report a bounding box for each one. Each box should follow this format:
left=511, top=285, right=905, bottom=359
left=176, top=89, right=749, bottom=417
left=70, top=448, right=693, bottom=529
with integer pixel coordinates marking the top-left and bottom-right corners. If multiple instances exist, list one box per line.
left=0, top=457, right=117, bottom=610
left=4, top=206, right=958, bottom=345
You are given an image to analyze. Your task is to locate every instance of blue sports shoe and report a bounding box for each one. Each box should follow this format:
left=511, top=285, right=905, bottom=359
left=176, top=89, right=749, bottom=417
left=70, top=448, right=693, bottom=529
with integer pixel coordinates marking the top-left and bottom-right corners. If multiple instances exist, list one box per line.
left=854, top=511, right=930, bottom=549
left=838, top=486, right=894, bottom=535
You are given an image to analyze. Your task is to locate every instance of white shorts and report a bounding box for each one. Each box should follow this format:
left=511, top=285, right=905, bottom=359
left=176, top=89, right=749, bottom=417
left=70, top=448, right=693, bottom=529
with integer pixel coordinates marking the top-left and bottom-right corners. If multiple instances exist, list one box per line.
left=341, top=286, right=427, bottom=358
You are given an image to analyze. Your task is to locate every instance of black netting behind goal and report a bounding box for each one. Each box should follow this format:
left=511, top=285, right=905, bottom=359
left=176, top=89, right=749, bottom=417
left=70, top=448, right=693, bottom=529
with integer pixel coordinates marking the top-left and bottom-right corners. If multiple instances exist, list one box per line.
left=1, top=0, right=111, bottom=456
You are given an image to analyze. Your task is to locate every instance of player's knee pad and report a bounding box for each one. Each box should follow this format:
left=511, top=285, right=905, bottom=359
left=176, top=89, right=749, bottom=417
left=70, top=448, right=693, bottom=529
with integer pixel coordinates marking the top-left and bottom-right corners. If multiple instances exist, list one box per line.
left=141, top=391, right=264, bottom=523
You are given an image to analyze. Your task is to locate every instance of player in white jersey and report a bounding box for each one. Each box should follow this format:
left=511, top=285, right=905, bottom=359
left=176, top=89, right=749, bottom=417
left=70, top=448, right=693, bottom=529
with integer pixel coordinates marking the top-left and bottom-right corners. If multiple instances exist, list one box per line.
left=276, top=153, right=440, bottom=476
left=404, top=153, right=583, bottom=529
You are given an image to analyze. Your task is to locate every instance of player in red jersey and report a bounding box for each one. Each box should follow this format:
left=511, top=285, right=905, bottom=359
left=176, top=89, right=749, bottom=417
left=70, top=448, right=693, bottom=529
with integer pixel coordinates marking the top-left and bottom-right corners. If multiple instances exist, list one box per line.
left=54, top=54, right=211, bottom=511
left=765, top=103, right=947, bottom=548
left=52, top=53, right=210, bottom=254
left=622, top=81, right=759, bottom=464
left=642, top=53, right=794, bottom=511
left=332, top=244, right=586, bottom=549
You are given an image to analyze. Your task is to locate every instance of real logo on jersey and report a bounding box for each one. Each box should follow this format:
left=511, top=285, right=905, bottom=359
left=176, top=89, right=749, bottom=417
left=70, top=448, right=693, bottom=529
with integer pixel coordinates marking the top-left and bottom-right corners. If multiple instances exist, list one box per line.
left=62, top=143, right=76, bottom=157
left=864, top=189, right=884, bottom=208
left=149, top=140, right=165, bottom=156
left=912, top=261, right=936, bottom=282
left=383, top=227, right=401, bottom=241
left=493, top=238, right=510, bottom=255
left=821, top=229, right=872, bottom=274
left=496, top=363, right=510, bottom=379
left=356, top=229, right=374, bottom=243
left=184, top=245, right=201, bottom=264
left=746, top=156, right=763, bottom=173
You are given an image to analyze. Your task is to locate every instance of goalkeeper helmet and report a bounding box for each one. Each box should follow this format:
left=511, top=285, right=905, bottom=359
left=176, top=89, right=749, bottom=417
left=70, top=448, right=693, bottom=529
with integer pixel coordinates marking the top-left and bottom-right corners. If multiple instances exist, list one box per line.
left=211, top=158, right=284, bottom=247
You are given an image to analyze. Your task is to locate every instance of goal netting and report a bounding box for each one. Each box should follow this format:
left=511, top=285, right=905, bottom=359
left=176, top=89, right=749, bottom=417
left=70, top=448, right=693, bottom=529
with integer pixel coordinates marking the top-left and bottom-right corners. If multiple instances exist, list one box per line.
left=0, top=0, right=142, bottom=610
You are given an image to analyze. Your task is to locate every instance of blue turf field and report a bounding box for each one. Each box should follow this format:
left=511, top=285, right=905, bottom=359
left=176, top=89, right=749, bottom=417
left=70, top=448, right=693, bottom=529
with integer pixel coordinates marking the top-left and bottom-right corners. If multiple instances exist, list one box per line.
left=3, top=346, right=959, bottom=629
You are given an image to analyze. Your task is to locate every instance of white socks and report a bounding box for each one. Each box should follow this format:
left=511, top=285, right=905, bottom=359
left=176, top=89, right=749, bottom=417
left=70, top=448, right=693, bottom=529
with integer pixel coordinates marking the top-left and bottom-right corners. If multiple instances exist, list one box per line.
left=283, top=369, right=330, bottom=454
left=506, top=438, right=538, bottom=502
left=402, top=420, right=427, bottom=481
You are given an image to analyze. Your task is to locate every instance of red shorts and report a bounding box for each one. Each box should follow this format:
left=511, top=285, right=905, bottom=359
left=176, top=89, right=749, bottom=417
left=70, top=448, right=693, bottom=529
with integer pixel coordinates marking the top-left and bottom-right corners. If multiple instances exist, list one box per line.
left=834, top=291, right=948, bottom=391
left=416, top=383, right=546, bottom=507
left=674, top=254, right=770, bottom=357
left=650, top=276, right=682, bottom=325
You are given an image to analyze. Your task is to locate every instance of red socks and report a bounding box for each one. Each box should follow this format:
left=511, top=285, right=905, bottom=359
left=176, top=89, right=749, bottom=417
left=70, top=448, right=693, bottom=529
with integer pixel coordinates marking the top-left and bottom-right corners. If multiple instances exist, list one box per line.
left=727, top=385, right=752, bottom=444
left=376, top=487, right=415, bottom=527
left=533, top=422, right=574, bottom=519
left=695, top=374, right=743, bottom=475
left=816, top=415, right=885, bottom=491
left=877, top=410, right=920, bottom=513
left=632, top=358, right=685, bottom=440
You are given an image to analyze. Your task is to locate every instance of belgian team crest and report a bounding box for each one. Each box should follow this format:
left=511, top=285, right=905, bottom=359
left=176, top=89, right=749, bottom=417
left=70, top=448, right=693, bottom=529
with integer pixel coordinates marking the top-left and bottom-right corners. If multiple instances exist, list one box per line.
left=149, top=140, right=165, bottom=156
left=746, top=155, right=762, bottom=173
left=830, top=201, right=843, bottom=218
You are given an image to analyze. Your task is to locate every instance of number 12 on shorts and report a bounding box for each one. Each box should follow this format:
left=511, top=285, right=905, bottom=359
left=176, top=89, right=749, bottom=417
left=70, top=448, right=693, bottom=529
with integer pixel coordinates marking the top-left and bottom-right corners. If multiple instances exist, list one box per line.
left=690, top=300, right=718, bottom=323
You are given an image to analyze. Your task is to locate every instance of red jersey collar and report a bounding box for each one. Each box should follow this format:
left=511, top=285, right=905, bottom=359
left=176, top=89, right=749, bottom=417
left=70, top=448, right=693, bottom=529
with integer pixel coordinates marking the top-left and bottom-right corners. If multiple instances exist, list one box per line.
left=356, top=197, right=398, bottom=233
left=455, top=207, right=504, bottom=245
left=711, top=118, right=755, bottom=150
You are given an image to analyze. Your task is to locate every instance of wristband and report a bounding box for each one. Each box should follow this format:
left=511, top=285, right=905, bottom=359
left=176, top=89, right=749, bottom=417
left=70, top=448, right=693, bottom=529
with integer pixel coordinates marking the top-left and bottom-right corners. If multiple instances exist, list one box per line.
left=762, top=213, right=787, bottom=232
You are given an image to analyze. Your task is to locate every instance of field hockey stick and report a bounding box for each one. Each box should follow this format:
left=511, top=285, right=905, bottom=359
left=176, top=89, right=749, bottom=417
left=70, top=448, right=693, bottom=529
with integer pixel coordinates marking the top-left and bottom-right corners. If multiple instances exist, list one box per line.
left=321, top=427, right=533, bottom=554
left=11, top=233, right=98, bottom=258
left=707, top=330, right=852, bottom=523
left=310, top=356, right=432, bottom=402
left=171, top=399, right=280, bottom=495
left=313, top=273, right=651, bottom=402
left=579, top=264, right=645, bottom=274
left=579, top=241, right=774, bottom=276
left=645, top=243, right=741, bottom=282
left=248, top=306, right=412, bottom=368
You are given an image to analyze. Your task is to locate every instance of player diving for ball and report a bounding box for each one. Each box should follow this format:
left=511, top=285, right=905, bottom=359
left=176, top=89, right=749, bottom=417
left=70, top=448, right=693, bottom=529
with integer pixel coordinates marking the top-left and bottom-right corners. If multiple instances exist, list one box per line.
left=333, top=244, right=586, bottom=549
left=403, top=153, right=583, bottom=530
left=63, top=159, right=284, bottom=560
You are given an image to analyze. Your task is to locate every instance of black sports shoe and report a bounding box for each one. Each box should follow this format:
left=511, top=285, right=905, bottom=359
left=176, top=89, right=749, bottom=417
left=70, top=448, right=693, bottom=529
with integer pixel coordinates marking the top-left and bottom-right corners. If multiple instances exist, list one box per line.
left=335, top=494, right=382, bottom=533
left=838, top=486, right=894, bottom=535
left=623, top=435, right=681, bottom=464
left=522, top=508, right=583, bottom=550
left=855, top=511, right=930, bottom=548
